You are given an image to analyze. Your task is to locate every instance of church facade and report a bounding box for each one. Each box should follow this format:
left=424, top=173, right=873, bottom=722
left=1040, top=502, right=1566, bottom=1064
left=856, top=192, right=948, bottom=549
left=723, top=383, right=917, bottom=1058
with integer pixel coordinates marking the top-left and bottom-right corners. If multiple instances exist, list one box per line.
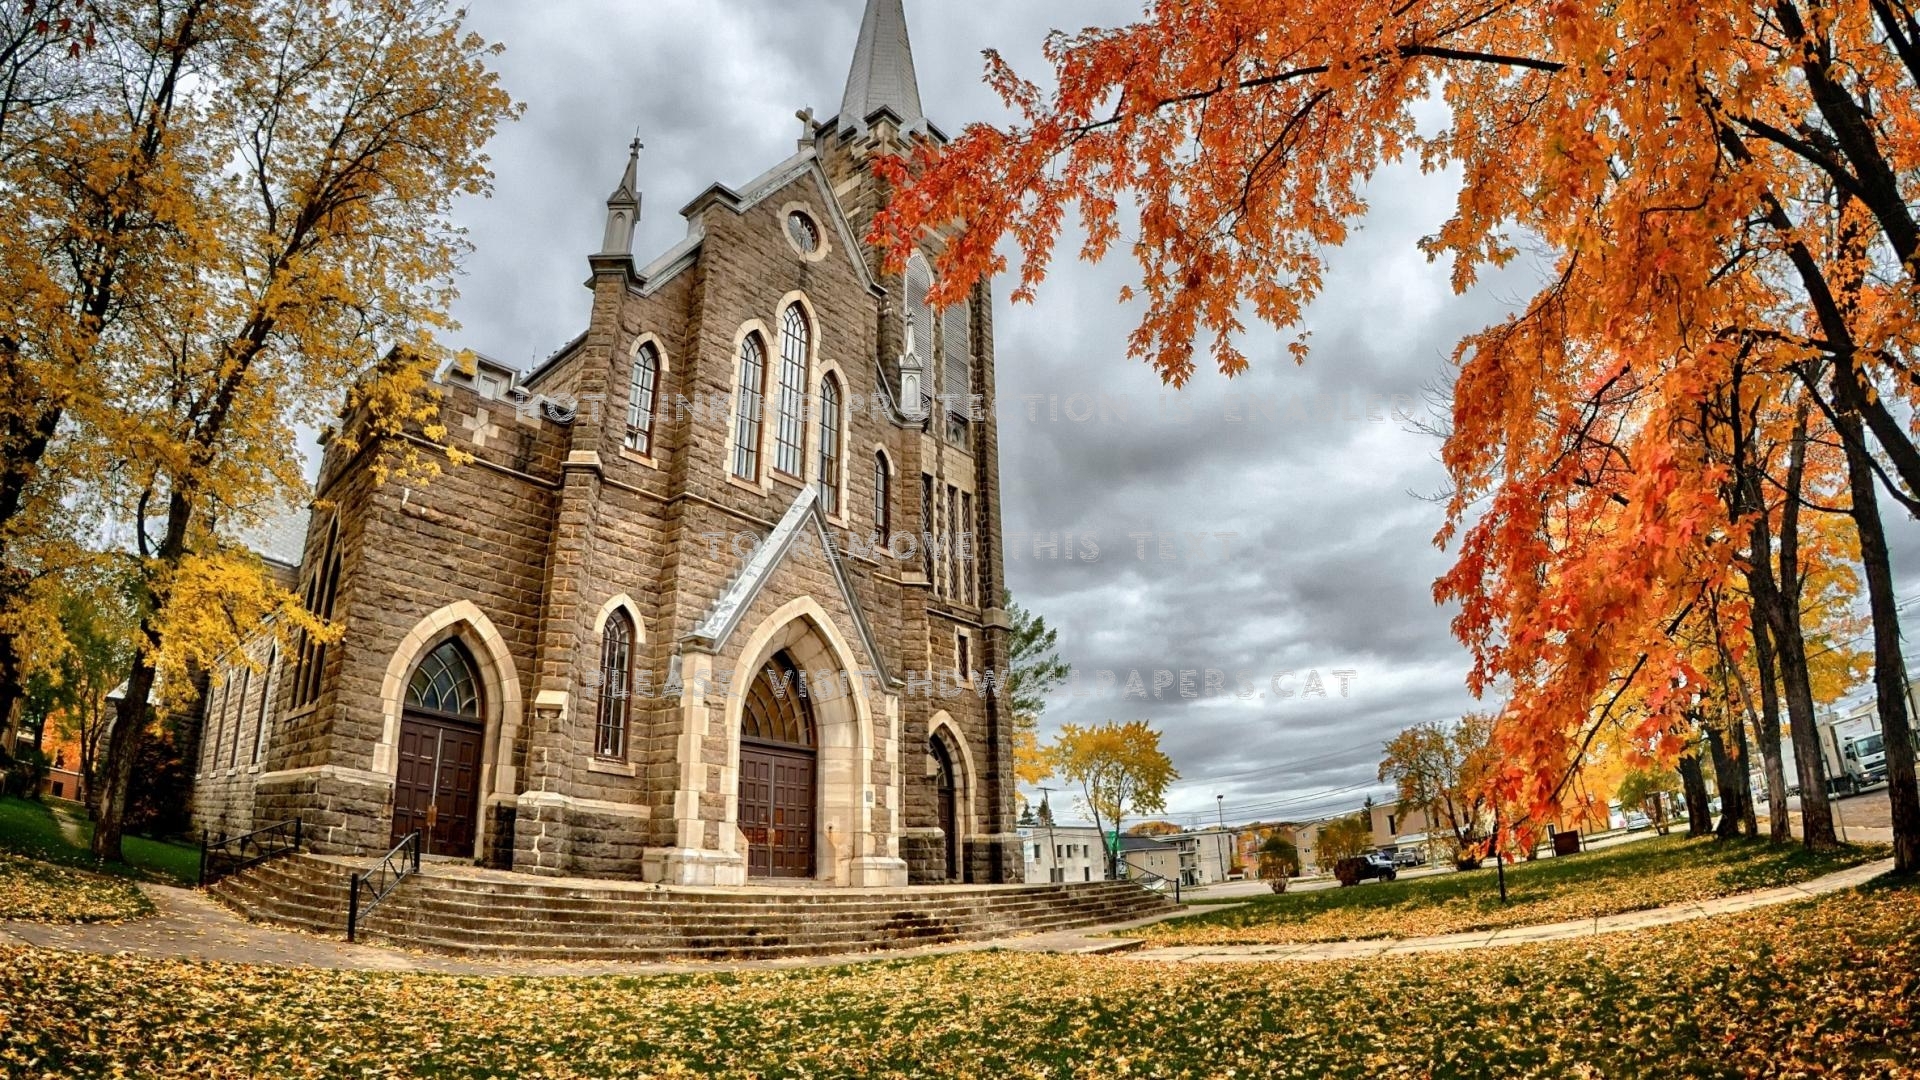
left=190, top=0, right=1021, bottom=887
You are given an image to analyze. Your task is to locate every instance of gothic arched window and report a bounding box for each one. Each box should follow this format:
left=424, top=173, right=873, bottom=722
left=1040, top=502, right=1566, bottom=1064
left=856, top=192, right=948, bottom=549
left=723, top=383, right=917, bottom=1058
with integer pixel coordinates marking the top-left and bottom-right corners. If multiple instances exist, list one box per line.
left=733, top=333, right=767, bottom=480
left=774, top=305, right=810, bottom=477
left=291, top=514, right=343, bottom=710
left=904, top=253, right=934, bottom=410
left=406, top=640, right=481, bottom=719
left=595, top=610, right=634, bottom=760
left=942, top=297, right=972, bottom=443
left=743, top=651, right=815, bottom=747
left=874, top=451, right=891, bottom=547
left=817, top=373, right=842, bottom=515
left=626, top=342, right=661, bottom=456
left=251, top=646, right=276, bottom=765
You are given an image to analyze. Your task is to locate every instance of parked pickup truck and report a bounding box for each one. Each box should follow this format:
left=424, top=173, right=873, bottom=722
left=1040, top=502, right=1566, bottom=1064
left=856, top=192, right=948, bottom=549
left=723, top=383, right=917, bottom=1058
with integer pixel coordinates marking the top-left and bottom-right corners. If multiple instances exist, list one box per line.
left=1334, top=853, right=1399, bottom=887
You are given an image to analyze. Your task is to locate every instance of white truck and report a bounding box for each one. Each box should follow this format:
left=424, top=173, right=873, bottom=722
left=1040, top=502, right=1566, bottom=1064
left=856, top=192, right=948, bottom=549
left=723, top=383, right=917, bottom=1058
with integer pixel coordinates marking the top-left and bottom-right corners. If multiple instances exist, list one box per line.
left=1820, top=710, right=1888, bottom=796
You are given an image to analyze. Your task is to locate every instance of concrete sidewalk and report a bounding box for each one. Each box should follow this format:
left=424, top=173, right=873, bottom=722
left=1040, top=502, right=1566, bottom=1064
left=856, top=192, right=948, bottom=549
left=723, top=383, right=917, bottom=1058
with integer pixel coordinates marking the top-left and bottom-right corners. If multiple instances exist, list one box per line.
left=1123, top=858, right=1896, bottom=964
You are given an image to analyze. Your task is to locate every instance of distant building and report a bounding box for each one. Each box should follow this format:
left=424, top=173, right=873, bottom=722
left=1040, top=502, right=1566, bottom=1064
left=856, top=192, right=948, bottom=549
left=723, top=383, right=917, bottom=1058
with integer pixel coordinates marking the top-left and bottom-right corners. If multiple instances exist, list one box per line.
left=36, top=725, right=83, bottom=803
left=1235, top=819, right=1332, bottom=878
left=1182, top=827, right=1238, bottom=883
left=1118, top=834, right=1185, bottom=884
left=1369, top=803, right=1438, bottom=853
left=1021, top=825, right=1105, bottom=883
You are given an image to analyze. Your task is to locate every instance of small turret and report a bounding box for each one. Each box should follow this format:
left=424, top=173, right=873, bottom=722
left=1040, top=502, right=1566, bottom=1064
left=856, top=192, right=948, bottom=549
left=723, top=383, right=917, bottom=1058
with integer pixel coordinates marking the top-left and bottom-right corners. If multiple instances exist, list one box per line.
left=599, top=137, right=643, bottom=259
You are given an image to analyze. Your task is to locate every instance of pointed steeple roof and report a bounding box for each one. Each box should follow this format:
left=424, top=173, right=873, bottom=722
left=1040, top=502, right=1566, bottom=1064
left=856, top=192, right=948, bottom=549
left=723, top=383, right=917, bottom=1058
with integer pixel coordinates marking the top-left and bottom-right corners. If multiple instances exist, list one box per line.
left=608, top=137, right=642, bottom=208
left=598, top=138, right=642, bottom=259
left=839, top=0, right=925, bottom=134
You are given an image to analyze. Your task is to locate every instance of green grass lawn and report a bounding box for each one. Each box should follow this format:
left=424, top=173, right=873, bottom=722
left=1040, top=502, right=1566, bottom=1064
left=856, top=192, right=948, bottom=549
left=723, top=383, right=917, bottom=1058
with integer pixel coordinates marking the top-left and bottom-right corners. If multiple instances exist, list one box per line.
left=0, top=796, right=200, bottom=888
left=0, top=880, right=1912, bottom=1078
left=1143, top=833, right=1888, bottom=946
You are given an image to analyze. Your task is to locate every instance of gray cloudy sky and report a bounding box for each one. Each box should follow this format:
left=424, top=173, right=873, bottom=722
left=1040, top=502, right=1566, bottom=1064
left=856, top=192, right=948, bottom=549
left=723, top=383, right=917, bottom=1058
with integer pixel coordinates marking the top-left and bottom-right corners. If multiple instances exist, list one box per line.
left=431, top=1, right=1919, bottom=830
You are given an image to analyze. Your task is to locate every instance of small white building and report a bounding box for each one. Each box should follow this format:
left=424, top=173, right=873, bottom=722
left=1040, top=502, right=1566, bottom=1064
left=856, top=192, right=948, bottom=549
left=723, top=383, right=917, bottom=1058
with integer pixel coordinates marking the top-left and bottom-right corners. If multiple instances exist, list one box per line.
left=1020, top=825, right=1107, bottom=883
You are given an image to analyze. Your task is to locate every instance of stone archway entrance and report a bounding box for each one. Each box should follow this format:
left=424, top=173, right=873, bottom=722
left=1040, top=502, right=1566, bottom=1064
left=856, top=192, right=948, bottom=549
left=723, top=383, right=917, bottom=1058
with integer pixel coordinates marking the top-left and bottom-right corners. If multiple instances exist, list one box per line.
left=932, top=736, right=960, bottom=881
left=392, top=640, right=486, bottom=856
left=739, top=650, right=817, bottom=879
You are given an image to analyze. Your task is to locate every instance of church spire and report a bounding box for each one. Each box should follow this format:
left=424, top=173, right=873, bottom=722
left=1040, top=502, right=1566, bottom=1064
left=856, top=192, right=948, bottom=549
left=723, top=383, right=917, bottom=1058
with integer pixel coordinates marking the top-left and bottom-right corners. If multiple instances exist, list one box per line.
left=839, top=0, right=925, bottom=135
left=599, top=137, right=642, bottom=259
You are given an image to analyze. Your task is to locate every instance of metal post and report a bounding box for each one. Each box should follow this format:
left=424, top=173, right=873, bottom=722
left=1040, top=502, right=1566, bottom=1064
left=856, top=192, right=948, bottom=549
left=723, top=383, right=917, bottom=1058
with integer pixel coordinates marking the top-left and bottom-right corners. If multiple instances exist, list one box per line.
left=347, top=873, right=360, bottom=943
left=1494, top=807, right=1508, bottom=904
left=294, top=817, right=302, bottom=853
left=198, top=830, right=208, bottom=887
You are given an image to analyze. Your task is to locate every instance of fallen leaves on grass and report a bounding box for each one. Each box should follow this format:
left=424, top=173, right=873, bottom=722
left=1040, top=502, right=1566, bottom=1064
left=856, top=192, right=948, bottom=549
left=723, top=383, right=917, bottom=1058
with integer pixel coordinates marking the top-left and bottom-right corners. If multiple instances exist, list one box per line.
left=1143, top=835, right=1887, bottom=946
left=0, top=883, right=1916, bottom=1078
left=0, top=852, right=151, bottom=923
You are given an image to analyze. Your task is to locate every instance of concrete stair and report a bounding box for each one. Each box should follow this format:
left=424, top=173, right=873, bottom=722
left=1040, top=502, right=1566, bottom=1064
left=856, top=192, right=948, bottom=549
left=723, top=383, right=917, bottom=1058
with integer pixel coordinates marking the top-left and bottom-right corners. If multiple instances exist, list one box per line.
left=209, top=855, right=1180, bottom=962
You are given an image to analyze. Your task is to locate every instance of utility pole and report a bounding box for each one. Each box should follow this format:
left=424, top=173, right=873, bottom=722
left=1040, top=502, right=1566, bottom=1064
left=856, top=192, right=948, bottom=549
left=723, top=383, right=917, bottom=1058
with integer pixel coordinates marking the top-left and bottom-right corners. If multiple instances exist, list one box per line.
left=1038, top=786, right=1058, bottom=883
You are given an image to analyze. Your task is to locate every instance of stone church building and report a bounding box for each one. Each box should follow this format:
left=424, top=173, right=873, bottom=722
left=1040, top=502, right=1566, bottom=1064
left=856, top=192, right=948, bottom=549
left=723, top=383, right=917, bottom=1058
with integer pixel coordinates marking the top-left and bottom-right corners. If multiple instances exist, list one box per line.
left=192, top=0, right=1020, bottom=887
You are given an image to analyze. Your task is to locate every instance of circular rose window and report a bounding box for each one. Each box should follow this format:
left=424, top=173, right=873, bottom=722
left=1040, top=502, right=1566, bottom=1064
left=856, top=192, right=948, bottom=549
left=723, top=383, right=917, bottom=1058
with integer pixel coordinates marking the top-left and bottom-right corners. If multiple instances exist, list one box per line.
left=787, top=211, right=821, bottom=255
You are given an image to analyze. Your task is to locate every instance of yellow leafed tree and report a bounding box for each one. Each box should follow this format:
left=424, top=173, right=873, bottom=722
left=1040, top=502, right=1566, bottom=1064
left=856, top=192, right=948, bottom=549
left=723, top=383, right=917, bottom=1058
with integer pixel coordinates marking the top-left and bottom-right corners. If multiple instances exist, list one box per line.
left=27, top=0, right=523, bottom=859
left=1048, top=720, right=1178, bottom=878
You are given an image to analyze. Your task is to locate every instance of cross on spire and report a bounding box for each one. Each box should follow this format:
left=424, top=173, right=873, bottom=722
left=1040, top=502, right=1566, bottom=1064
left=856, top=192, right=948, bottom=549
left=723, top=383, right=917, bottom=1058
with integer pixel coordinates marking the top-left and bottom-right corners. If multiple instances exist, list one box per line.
left=598, top=134, right=644, bottom=260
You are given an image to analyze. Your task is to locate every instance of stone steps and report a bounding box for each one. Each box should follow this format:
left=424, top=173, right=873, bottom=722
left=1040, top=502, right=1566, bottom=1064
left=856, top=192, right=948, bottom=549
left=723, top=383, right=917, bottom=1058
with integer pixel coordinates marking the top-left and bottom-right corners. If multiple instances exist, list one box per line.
left=211, top=855, right=1177, bottom=962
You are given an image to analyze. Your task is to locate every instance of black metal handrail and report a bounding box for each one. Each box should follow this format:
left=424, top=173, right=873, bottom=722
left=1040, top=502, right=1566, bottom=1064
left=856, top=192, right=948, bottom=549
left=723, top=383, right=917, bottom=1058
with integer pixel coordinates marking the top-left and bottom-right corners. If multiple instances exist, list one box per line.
left=1124, top=863, right=1184, bottom=903
left=200, top=818, right=303, bottom=885
left=347, top=831, right=420, bottom=943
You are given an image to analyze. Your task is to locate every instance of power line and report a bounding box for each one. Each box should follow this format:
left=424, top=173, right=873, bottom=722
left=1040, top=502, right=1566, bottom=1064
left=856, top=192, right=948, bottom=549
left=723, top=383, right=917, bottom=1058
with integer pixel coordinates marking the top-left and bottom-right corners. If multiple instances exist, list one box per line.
left=1183, top=778, right=1391, bottom=823
left=1171, top=737, right=1385, bottom=786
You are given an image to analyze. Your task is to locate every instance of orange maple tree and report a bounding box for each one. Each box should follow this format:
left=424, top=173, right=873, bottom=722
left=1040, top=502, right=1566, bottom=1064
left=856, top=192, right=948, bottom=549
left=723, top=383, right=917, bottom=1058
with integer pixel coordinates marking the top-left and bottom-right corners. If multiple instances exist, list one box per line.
left=873, top=0, right=1920, bottom=871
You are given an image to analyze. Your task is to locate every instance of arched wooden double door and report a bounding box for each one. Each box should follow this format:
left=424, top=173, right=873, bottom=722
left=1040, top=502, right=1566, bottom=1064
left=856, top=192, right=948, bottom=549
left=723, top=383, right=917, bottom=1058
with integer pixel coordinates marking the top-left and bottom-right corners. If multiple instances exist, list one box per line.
left=392, top=640, right=485, bottom=856
left=738, top=651, right=817, bottom=879
left=932, top=737, right=960, bottom=881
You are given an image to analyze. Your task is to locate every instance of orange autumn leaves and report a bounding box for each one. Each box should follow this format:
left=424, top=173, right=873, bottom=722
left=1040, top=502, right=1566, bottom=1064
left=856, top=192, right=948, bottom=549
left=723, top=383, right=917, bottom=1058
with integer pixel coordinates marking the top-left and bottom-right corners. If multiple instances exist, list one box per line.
left=873, top=0, right=1912, bottom=824
left=4, top=883, right=1919, bottom=1077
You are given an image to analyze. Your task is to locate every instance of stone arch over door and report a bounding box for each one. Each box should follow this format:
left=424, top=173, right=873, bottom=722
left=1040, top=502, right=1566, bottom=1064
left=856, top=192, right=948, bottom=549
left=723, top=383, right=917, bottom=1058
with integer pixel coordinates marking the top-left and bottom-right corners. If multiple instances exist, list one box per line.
left=927, top=711, right=978, bottom=880
left=375, top=601, right=523, bottom=861
left=726, top=596, right=899, bottom=886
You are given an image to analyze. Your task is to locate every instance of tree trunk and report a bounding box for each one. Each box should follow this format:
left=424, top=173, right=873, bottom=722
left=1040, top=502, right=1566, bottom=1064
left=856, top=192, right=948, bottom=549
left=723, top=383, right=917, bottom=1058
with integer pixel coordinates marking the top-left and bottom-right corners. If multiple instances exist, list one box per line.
left=1705, top=721, right=1744, bottom=839
left=91, top=653, right=156, bottom=860
left=1832, top=363, right=1920, bottom=872
left=1747, top=612, right=1793, bottom=842
left=1679, top=751, right=1714, bottom=837
left=1732, top=707, right=1759, bottom=837
left=92, top=487, right=189, bottom=861
left=1766, top=398, right=1840, bottom=849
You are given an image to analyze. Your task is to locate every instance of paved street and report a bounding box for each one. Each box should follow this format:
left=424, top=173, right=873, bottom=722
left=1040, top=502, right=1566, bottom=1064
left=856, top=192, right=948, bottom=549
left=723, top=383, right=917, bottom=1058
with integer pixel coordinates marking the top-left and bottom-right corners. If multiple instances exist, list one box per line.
left=1784, top=788, right=1897, bottom=844
left=1179, top=825, right=1661, bottom=901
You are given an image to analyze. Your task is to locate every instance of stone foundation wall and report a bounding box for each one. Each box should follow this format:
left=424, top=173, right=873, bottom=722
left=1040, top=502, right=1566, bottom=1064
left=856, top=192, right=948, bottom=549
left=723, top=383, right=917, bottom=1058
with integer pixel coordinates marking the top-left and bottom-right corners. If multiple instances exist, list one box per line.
left=190, top=766, right=261, bottom=844
left=900, top=828, right=949, bottom=884
left=251, top=768, right=393, bottom=856
left=510, top=793, right=651, bottom=879
left=965, top=834, right=1024, bottom=885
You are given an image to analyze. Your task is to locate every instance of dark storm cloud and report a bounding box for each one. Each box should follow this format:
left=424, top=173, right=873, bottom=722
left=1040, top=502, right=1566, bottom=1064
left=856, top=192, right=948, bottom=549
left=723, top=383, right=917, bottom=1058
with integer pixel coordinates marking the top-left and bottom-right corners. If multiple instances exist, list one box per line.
left=450, top=0, right=1853, bottom=829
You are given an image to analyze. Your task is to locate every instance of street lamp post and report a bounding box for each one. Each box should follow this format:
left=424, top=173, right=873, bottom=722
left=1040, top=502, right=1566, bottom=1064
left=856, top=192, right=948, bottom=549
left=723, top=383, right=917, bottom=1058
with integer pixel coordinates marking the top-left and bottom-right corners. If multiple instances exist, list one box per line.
left=1216, top=795, right=1226, bottom=881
